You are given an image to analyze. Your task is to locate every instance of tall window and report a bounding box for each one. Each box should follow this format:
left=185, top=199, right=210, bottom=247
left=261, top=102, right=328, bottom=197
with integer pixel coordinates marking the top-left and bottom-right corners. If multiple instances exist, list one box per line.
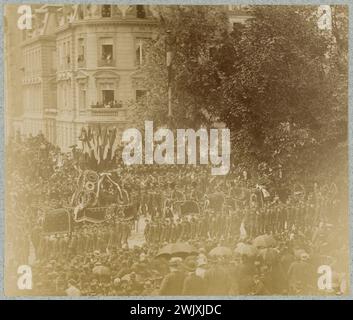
left=136, top=5, right=146, bottom=19
left=99, top=38, right=114, bottom=66
left=232, top=22, right=244, bottom=33
left=102, top=90, right=114, bottom=105
left=102, top=5, right=112, bottom=18
left=136, top=90, right=147, bottom=103
left=66, top=41, right=71, bottom=66
left=77, top=38, right=85, bottom=63
left=79, top=85, right=86, bottom=110
left=58, top=46, right=62, bottom=69
left=231, top=22, right=245, bottom=41
left=135, top=38, right=149, bottom=67
left=102, top=44, right=113, bottom=61
left=62, top=41, right=67, bottom=68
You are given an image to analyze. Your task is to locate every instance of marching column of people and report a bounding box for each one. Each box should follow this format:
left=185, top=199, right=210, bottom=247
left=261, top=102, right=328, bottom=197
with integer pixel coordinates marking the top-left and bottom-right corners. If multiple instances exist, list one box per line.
left=34, top=219, right=134, bottom=261
left=5, top=134, right=348, bottom=296
left=143, top=196, right=339, bottom=245
left=144, top=213, right=240, bottom=245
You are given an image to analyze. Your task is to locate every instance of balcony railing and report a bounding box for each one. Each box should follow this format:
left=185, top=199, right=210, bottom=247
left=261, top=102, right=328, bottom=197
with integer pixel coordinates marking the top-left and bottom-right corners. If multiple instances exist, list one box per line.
left=98, top=59, right=116, bottom=67
left=88, top=105, right=129, bottom=121
left=44, top=108, right=58, bottom=115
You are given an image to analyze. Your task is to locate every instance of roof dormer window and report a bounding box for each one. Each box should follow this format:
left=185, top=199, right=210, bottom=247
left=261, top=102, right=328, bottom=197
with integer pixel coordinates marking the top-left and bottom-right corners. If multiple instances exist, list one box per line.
left=102, top=5, right=112, bottom=18
left=136, top=5, right=146, bottom=19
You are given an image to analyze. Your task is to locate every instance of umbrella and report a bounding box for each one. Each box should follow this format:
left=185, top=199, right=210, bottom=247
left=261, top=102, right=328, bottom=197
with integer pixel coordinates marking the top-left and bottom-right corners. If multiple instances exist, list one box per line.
left=121, top=274, right=133, bottom=281
left=234, top=243, right=258, bottom=257
left=208, top=246, right=232, bottom=257
left=259, top=248, right=279, bottom=263
left=92, top=265, right=111, bottom=276
left=253, top=234, right=277, bottom=248
left=294, top=248, right=308, bottom=259
left=156, top=242, right=197, bottom=258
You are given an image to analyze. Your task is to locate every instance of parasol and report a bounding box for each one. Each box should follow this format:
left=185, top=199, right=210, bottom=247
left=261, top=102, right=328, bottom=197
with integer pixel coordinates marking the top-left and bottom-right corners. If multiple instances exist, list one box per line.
left=208, top=246, right=232, bottom=257
left=253, top=234, right=277, bottom=248
left=259, top=248, right=279, bottom=263
left=294, top=248, right=308, bottom=259
left=92, top=265, right=111, bottom=276
left=234, top=243, right=258, bottom=257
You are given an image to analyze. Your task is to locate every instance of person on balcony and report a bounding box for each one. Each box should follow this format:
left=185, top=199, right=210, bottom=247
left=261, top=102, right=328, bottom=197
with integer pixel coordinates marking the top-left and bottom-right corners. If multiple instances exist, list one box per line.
left=112, top=100, right=123, bottom=108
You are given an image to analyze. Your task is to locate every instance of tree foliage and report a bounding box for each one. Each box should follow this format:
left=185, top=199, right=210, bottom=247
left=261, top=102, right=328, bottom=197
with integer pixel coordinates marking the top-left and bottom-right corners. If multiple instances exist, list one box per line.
left=135, top=5, right=348, bottom=185
left=133, top=5, right=230, bottom=128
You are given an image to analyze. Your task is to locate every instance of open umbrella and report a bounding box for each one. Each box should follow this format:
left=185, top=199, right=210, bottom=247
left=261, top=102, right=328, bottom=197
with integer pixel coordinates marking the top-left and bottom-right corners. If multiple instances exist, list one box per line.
left=259, top=248, right=279, bottom=263
left=156, top=242, right=197, bottom=258
left=209, top=246, right=232, bottom=257
left=234, top=243, right=258, bottom=257
left=121, top=273, right=134, bottom=281
left=92, top=265, right=111, bottom=276
left=253, top=234, right=277, bottom=248
left=294, top=248, right=308, bottom=259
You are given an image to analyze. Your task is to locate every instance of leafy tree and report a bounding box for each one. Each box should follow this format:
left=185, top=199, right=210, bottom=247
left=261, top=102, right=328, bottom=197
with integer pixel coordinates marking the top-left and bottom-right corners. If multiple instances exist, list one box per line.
left=135, top=5, right=348, bottom=185
left=133, top=5, right=230, bottom=128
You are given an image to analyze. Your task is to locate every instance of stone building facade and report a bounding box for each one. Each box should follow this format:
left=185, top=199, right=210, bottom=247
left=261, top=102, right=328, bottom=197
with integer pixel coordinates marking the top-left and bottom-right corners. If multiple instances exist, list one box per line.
left=6, top=4, right=251, bottom=150
left=4, top=5, right=27, bottom=141
left=18, top=4, right=157, bottom=150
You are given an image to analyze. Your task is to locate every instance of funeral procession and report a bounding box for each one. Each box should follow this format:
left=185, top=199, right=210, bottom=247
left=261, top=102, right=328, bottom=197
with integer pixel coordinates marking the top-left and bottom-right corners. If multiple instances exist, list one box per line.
left=4, top=4, right=349, bottom=296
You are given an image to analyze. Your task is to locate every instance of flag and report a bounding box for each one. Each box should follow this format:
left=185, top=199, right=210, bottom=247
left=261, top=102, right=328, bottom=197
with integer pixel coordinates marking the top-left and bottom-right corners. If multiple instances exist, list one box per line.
left=96, top=126, right=102, bottom=163
left=79, top=127, right=87, bottom=152
left=91, top=127, right=100, bottom=163
left=104, top=128, right=117, bottom=160
left=110, top=128, right=120, bottom=160
left=240, top=221, right=247, bottom=240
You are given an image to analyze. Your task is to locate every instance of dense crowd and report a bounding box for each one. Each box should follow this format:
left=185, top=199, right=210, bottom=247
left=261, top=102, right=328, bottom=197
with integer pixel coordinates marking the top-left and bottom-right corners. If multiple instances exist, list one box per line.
left=5, top=134, right=349, bottom=296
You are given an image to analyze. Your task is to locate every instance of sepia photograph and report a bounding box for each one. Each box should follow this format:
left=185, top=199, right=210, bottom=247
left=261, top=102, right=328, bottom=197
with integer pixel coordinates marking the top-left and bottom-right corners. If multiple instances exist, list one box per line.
left=3, top=3, right=350, bottom=297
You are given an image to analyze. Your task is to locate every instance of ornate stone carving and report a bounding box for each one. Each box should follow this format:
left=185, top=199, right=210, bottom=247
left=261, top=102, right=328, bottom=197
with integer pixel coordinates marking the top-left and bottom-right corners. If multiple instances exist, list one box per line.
left=75, top=70, right=89, bottom=85
left=116, top=5, right=131, bottom=18
left=93, top=70, right=120, bottom=85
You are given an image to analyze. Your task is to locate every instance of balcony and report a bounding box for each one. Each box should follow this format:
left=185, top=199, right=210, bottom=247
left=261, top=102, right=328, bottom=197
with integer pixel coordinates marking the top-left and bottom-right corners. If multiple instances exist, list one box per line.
left=87, top=105, right=129, bottom=123
left=98, top=59, right=116, bottom=67
left=44, top=108, right=58, bottom=117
